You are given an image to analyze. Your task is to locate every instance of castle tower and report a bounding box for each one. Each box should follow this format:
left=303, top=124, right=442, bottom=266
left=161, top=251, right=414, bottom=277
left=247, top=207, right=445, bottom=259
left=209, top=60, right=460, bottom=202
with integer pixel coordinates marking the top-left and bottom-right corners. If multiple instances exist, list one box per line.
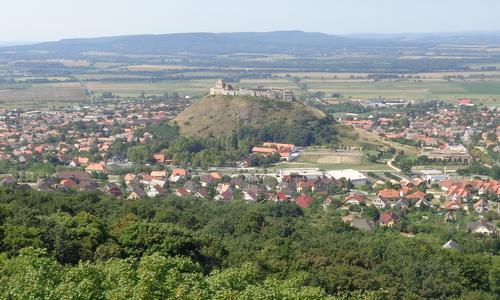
left=215, top=79, right=226, bottom=89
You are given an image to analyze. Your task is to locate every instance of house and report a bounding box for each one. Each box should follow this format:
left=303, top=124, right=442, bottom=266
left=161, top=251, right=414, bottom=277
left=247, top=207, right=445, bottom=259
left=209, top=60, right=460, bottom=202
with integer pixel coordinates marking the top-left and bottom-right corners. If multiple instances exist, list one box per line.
left=36, top=178, right=56, bottom=191
left=147, top=185, right=166, bottom=198
left=150, top=170, right=167, bottom=179
left=194, top=188, right=209, bottom=199
left=473, top=199, right=490, bottom=214
left=442, top=240, right=459, bottom=250
left=243, top=190, right=258, bottom=202
left=150, top=179, right=166, bottom=189
left=127, top=187, right=147, bottom=200
left=445, top=184, right=472, bottom=202
left=444, top=211, right=455, bottom=223
left=171, top=168, right=187, bottom=177
left=175, top=187, right=190, bottom=197
left=377, top=189, right=401, bottom=202
left=444, top=200, right=462, bottom=211
left=351, top=219, right=375, bottom=232
left=200, top=175, right=215, bottom=187
left=183, top=180, right=199, bottom=193
left=466, top=219, right=497, bottom=236
left=77, top=179, right=100, bottom=192
left=70, top=156, right=90, bottom=167
left=392, top=199, right=409, bottom=209
left=379, top=212, right=398, bottom=227
left=60, top=179, right=77, bottom=189
left=153, top=152, right=165, bottom=163
left=215, top=189, right=234, bottom=201
left=210, top=172, right=222, bottom=180
left=415, top=198, right=430, bottom=208
left=344, top=192, right=367, bottom=205
left=371, top=197, right=387, bottom=209
left=458, top=98, right=473, bottom=106
left=57, top=170, right=92, bottom=182
left=295, top=194, right=314, bottom=208
left=275, top=191, right=289, bottom=202
left=85, top=162, right=107, bottom=173
left=169, top=168, right=187, bottom=182
left=103, top=183, right=123, bottom=198
left=124, top=173, right=136, bottom=184
left=216, top=183, right=232, bottom=194
left=406, top=190, right=426, bottom=201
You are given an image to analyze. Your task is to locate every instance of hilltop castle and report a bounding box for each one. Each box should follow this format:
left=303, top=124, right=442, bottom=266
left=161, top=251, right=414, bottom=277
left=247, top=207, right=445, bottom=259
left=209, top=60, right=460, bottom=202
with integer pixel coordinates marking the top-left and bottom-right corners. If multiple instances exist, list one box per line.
left=209, top=79, right=294, bottom=102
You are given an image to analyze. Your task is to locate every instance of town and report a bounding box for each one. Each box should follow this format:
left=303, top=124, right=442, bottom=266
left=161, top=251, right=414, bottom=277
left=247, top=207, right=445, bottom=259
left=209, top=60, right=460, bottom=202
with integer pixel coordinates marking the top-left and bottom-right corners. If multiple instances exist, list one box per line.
left=1, top=2, right=500, bottom=297
left=0, top=93, right=498, bottom=243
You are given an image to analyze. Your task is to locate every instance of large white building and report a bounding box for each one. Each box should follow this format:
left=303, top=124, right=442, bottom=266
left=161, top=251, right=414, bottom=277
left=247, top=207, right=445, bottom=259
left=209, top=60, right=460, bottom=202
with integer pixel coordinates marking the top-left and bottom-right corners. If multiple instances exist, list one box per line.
left=210, top=79, right=293, bottom=102
left=325, top=169, right=368, bottom=185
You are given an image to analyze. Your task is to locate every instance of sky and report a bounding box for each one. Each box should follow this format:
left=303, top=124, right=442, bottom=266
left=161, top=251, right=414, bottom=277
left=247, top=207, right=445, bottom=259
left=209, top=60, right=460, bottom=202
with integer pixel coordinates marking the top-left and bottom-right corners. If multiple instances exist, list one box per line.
left=1, top=0, right=500, bottom=42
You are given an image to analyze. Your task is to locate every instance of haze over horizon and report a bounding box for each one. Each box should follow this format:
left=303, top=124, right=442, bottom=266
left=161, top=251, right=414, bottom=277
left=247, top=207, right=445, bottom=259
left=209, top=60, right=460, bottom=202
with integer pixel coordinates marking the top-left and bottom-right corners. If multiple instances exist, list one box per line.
left=1, top=0, right=500, bottom=42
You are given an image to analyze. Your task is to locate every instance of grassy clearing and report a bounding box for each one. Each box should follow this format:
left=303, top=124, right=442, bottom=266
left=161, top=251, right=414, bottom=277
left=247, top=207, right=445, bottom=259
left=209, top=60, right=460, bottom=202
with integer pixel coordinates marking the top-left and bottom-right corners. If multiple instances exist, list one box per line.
left=335, top=125, right=420, bottom=156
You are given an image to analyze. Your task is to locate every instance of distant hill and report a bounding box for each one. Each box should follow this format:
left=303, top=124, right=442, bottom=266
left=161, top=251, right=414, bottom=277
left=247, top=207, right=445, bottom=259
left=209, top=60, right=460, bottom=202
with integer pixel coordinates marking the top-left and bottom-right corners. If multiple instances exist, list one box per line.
left=174, top=94, right=327, bottom=138
left=1, top=31, right=392, bottom=55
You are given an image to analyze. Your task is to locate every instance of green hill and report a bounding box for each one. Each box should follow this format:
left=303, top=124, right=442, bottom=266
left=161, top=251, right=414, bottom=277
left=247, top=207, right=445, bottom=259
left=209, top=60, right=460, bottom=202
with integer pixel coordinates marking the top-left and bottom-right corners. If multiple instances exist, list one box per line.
left=174, top=95, right=327, bottom=138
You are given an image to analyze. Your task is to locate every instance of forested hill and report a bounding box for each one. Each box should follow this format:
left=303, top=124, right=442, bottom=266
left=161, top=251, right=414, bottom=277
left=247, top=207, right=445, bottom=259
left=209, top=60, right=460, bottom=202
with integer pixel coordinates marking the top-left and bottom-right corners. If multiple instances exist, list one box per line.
left=0, top=187, right=498, bottom=298
left=2, top=31, right=394, bottom=55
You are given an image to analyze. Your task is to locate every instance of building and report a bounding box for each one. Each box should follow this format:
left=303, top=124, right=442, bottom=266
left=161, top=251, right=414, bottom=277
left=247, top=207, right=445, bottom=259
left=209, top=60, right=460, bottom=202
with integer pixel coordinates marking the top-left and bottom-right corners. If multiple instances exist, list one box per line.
left=442, top=240, right=459, bottom=250
left=466, top=219, right=497, bottom=236
left=209, top=79, right=294, bottom=102
left=424, top=144, right=473, bottom=163
left=419, top=169, right=448, bottom=183
left=325, top=169, right=368, bottom=186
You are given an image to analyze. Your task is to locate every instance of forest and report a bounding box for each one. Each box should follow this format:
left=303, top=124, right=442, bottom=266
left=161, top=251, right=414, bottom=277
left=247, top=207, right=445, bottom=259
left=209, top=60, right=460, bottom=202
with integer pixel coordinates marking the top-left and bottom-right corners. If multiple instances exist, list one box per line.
left=0, top=186, right=498, bottom=299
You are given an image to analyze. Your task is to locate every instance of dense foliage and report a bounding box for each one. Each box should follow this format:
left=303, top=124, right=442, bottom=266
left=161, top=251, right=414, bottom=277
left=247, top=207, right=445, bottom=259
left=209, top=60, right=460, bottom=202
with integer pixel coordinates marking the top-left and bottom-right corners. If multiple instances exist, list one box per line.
left=0, top=187, right=498, bottom=299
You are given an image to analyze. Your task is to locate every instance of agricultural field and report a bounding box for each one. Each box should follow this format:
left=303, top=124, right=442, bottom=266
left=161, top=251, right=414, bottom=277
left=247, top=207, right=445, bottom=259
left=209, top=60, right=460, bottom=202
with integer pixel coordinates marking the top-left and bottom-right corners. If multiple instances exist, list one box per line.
left=0, top=82, right=87, bottom=109
left=303, top=78, right=500, bottom=102
left=85, top=79, right=215, bottom=97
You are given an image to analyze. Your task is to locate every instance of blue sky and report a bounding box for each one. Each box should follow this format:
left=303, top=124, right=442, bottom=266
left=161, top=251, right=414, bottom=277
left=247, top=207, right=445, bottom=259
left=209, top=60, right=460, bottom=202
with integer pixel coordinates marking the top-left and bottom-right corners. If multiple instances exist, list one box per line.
left=1, top=0, right=499, bottom=42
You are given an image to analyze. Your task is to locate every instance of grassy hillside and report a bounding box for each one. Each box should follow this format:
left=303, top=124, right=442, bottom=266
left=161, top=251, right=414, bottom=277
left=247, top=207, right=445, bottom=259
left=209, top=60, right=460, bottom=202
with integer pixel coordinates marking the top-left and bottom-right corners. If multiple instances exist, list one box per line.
left=174, top=95, right=326, bottom=137
left=335, top=124, right=419, bottom=155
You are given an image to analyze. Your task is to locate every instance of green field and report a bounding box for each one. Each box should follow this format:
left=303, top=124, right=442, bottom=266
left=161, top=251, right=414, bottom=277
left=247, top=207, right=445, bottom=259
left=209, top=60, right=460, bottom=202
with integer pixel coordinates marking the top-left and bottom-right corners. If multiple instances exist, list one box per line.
left=276, top=148, right=394, bottom=172
left=85, top=79, right=215, bottom=97
left=0, top=82, right=87, bottom=109
left=304, top=79, right=500, bottom=102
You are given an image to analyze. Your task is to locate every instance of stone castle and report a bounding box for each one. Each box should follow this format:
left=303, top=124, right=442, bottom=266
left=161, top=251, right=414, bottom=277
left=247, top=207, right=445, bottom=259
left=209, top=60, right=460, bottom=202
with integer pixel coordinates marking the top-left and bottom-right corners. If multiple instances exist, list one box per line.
left=209, top=79, right=294, bottom=102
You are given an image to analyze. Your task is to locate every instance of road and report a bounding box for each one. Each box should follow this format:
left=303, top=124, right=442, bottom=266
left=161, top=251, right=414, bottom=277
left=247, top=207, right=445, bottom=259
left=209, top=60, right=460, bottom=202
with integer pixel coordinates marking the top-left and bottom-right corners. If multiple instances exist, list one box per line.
left=387, top=157, right=401, bottom=172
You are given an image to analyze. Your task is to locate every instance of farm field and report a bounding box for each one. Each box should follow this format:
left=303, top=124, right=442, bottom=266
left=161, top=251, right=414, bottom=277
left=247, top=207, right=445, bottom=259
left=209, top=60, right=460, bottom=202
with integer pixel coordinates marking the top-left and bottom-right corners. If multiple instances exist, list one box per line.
left=0, top=82, right=87, bottom=108
left=304, top=79, right=500, bottom=102
left=85, top=80, right=215, bottom=97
